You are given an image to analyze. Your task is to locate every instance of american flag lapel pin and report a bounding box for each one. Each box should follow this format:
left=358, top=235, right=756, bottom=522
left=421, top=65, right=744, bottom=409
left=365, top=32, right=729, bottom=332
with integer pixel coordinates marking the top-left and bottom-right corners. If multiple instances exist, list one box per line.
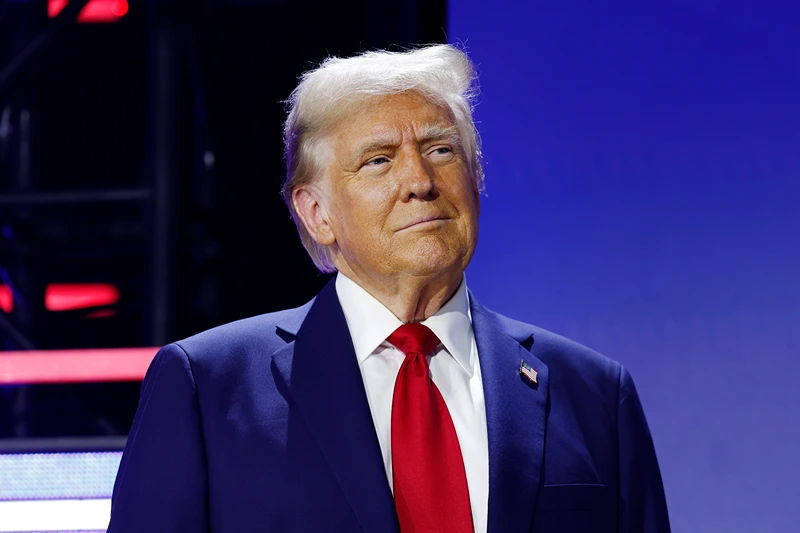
left=519, top=360, right=538, bottom=385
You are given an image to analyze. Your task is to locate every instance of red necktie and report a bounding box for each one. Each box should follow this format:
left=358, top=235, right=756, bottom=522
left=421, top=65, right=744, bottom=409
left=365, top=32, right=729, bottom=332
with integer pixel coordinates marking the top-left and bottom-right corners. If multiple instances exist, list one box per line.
left=388, top=323, right=474, bottom=533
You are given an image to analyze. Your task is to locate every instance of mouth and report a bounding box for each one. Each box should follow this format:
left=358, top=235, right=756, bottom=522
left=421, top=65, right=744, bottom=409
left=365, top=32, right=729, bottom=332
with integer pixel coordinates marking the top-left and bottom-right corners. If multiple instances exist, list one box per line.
left=399, top=215, right=449, bottom=231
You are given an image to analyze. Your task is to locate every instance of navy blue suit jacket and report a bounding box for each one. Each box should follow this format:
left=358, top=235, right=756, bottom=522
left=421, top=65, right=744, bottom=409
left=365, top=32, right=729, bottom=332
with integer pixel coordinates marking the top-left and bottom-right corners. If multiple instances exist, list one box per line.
left=108, top=280, right=670, bottom=532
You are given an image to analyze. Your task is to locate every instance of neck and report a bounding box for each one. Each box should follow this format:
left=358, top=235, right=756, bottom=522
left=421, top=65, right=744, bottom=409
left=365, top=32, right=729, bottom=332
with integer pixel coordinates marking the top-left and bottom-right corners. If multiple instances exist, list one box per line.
left=336, top=264, right=463, bottom=323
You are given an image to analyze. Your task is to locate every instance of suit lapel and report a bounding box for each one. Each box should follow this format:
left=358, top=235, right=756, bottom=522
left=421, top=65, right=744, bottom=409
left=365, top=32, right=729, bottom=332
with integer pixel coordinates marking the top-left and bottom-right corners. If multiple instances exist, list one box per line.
left=471, top=296, right=550, bottom=533
left=272, top=280, right=399, bottom=533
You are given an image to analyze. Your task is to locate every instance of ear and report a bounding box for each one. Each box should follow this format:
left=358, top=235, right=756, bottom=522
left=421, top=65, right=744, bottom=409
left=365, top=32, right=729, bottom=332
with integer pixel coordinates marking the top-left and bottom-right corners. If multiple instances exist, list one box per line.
left=292, top=184, right=336, bottom=246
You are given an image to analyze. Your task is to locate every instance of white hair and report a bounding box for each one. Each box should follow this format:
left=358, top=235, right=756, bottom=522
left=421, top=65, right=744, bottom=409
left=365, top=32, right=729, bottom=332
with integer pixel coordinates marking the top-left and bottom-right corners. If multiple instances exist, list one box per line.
left=281, top=44, right=483, bottom=273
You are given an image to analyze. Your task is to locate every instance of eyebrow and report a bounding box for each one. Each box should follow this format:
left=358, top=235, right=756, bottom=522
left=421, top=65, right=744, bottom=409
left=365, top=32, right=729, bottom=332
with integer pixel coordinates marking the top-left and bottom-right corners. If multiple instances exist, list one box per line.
left=350, top=124, right=462, bottom=163
left=415, top=124, right=462, bottom=147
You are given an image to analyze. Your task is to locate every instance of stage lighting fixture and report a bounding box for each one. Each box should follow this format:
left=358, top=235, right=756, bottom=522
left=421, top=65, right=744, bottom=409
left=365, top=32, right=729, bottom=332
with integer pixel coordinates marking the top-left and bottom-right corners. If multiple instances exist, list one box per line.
left=48, top=0, right=129, bottom=23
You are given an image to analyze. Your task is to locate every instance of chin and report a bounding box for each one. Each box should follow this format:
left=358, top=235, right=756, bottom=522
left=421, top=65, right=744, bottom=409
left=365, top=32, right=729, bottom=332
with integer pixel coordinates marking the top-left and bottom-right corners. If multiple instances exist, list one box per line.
left=397, top=247, right=468, bottom=279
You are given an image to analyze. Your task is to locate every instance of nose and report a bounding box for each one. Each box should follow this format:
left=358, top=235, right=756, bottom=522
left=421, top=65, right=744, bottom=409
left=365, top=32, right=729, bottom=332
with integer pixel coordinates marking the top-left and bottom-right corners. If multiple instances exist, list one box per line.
left=399, top=149, right=438, bottom=201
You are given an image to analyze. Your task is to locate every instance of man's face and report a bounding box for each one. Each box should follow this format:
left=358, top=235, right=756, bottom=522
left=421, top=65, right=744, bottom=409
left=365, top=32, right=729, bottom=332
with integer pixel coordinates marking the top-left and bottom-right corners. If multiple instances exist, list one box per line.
left=317, top=91, right=480, bottom=284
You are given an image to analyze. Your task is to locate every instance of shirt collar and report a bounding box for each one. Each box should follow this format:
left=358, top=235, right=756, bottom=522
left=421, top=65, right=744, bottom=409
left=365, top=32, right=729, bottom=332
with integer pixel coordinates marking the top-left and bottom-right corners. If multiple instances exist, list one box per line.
left=336, top=273, right=403, bottom=366
left=335, top=273, right=475, bottom=376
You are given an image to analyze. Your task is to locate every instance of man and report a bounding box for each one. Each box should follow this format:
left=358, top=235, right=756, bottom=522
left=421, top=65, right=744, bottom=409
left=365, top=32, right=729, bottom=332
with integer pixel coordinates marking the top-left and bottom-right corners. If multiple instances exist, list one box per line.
left=108, top=45, right=670, bottom=532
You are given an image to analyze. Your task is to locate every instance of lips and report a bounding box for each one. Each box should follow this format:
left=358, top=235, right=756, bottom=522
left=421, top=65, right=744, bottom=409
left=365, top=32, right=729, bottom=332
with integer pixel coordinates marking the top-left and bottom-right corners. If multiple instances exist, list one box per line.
left=399, top=214, right=449, bottom=231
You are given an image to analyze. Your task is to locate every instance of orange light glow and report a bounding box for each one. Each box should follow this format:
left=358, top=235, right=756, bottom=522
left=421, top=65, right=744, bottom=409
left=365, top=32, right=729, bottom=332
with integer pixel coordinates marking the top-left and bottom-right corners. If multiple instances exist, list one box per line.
left=48, top=0, right=129, bottom=23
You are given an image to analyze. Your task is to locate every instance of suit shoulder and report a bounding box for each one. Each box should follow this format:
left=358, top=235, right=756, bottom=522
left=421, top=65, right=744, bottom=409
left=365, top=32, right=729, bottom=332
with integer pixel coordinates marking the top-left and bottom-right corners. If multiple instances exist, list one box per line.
left=534, top=326, right=620, bottom=378
left=488, top=308, right=622, bottom=383
left=172, top=299, right=313, bottom=365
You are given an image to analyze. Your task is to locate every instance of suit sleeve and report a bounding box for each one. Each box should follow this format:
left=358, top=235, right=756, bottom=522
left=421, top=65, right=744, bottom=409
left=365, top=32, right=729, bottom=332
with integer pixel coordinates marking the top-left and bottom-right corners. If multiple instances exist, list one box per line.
left=107, top=343, right=210, bottom=533
left=617, top=367, right=671, bottom=533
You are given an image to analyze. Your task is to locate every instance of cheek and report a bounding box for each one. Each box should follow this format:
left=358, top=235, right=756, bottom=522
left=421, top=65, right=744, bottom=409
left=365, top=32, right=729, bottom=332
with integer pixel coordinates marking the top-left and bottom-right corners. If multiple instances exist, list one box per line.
left=455, top=193, right=480, bottom=247
left=348, top=183, right=395, bottom=218
left=453, top=181, right=480, bottom=220
left=331, top=185, right=394, bottom=242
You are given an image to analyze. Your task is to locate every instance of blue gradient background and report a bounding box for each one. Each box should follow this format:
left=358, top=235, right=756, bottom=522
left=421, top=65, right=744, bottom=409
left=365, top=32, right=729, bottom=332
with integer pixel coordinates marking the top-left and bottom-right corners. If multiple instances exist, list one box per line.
left=449, top=1, right=800, bottom=531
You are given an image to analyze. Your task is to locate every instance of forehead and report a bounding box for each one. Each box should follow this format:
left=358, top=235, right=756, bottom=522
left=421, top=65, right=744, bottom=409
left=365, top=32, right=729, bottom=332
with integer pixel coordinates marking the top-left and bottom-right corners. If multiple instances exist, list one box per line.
left=331, top=92, right=457, bottom=145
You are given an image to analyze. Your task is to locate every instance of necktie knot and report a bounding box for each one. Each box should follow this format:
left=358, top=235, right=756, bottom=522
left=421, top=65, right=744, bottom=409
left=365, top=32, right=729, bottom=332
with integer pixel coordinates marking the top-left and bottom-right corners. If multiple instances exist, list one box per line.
left=388, top=323, right=440, bottom=357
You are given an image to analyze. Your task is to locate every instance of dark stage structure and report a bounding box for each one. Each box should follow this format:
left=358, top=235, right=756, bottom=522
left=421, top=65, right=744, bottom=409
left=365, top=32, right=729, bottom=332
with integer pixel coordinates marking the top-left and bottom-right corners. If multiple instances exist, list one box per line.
left=0, top=0, right=446, bottom=439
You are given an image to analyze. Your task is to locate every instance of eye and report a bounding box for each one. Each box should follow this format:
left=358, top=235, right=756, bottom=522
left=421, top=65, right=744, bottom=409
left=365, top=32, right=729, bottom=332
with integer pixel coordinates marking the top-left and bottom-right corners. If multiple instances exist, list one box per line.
left=364, top=156, right=390, bottom=167
left=428, top=145, right=455, bottom=160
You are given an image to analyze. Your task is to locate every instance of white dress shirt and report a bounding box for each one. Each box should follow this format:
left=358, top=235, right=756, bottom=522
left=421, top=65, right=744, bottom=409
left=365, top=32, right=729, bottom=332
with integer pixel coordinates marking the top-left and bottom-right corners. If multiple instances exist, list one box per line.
left=335, top=273, right=489, bottom=533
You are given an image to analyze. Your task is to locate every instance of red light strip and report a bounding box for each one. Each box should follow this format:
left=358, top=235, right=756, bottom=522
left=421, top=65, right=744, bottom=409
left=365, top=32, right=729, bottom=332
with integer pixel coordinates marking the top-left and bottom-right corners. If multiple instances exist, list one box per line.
left=0, top=283, right=120, bottom=313
left=0, top=347, right=159, bottom=385
left=0, top=285, right=11, bottom=313
left=48, top=0, right=129, bottom=23
left=45, top=283, right=120, bottom=312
